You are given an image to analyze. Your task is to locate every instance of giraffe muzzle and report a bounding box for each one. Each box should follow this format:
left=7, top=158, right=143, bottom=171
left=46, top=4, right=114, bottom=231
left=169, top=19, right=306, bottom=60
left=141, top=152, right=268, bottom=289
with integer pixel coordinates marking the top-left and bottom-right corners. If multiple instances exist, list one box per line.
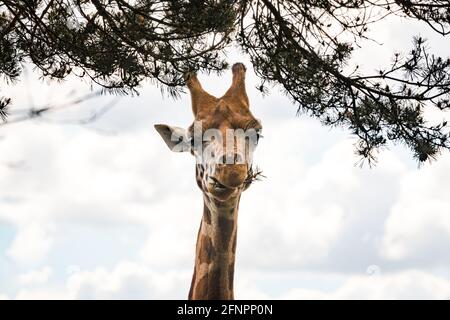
left=213, top=163, right=248, bottom=189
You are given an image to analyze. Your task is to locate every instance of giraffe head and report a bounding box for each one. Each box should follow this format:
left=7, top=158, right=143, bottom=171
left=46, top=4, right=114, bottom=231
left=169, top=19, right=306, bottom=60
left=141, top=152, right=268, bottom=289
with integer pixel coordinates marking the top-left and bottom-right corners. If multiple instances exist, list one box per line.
left=155, top=63, right=262, bottom=202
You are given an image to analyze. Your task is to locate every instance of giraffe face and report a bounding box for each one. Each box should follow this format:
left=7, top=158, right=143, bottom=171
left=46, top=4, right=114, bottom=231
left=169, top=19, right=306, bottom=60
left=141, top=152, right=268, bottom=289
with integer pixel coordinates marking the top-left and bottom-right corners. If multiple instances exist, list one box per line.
left=155, top=63, right=261, bottom=201
left=191, top=104, right=262, bottom=201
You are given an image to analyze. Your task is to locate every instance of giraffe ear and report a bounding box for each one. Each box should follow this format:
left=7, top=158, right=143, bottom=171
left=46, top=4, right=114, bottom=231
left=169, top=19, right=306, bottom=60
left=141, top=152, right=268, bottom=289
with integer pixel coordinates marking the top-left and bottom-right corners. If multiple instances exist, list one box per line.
left=154, top=124, right=191, bottom=152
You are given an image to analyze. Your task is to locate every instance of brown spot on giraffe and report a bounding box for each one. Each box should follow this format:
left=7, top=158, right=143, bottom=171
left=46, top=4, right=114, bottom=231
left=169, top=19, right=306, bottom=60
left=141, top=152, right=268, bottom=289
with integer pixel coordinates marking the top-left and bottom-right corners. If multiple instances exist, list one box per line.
left=218, top=216, right=235, bottom=252
left=203, top=205, right=211, bottom=225
left=155, top=63, right=263, bottom=300
left=194, top=274, right=208, bottom=298
left=198, top=235, right=215, bottom=264
left=207, top=267, right=227, bottom=300
left=194, top=268, right=232, bottom=300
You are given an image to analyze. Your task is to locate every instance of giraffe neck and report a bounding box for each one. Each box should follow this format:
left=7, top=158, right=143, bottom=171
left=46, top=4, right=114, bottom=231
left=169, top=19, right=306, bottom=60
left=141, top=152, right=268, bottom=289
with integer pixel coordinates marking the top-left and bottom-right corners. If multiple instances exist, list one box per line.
left=188, top=195, right=240, bottom=300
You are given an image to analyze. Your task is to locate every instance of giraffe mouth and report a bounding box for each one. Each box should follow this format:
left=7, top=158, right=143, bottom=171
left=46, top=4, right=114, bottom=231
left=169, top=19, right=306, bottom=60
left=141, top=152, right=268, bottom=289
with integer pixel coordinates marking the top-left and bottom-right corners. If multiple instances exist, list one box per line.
left=208, top=166, right=264, bottom=197
left=209, top=177, right=239, bottom=197
left=210, top=177, right=233, bottom=191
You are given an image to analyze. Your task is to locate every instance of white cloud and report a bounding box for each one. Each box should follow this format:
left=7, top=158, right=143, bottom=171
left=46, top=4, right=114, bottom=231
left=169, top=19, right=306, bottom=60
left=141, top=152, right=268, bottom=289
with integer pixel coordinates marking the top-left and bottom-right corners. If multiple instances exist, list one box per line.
left=13, top=262, right=191, bottom=300
left=381, top=152, right=450, bottom=262
left=15, top=288, right=72, bottom=300
left=281, top=270, right=450, bottom=300
left=238, top=127, right=407, bottom=270
left=6, top=223, right=54, bottom=265
left=11, top=266, right=450, bottom=300
left=66, top=261, right=190, bottom=299
left=18, top=266, right=52, bottom=285
left=0, top=121, right=199, bottom=267
left=138, top=195, right=198, bottom=268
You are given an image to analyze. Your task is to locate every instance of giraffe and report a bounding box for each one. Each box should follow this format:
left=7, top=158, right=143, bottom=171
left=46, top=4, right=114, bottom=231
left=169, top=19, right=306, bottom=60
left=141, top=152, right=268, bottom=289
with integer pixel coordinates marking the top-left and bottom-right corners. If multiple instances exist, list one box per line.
left=154, top=63, right=262, bottom=300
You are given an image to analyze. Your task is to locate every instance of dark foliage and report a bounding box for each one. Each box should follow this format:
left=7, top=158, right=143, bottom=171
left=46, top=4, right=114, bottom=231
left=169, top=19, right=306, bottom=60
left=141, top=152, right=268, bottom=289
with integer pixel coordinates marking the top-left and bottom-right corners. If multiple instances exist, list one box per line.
left=1, top=0, right=450, bottom=162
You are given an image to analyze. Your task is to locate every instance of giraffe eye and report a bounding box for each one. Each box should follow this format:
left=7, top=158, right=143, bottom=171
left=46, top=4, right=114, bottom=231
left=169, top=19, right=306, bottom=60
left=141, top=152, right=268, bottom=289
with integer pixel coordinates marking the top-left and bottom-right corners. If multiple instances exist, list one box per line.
left=256, top=131, right=263, bottom=142
left=190, top=134, right=203, bottom=150
left=246, top=129, right=263, bottom=146
left=255, top=130, right=263, bottom=144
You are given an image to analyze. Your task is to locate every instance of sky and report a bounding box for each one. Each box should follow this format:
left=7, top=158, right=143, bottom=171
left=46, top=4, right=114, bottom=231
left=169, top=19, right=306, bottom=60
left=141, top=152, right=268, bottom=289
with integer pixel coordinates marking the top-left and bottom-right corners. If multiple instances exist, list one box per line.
left=1, top=14, right=450, bottom=300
